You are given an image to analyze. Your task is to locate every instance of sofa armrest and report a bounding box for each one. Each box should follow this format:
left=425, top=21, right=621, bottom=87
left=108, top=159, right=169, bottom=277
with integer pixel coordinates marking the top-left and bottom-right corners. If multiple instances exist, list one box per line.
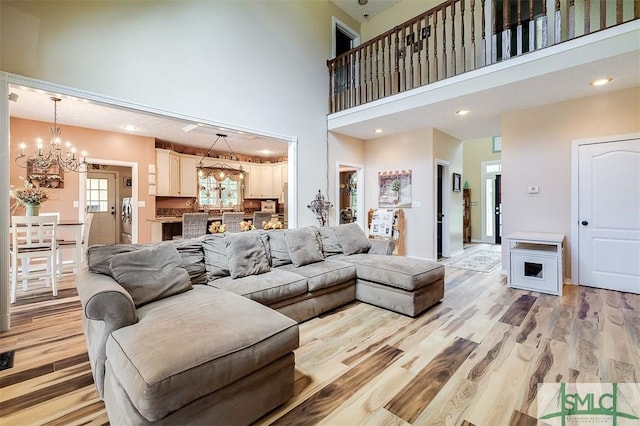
left=368, top=239, right=396, bottom=255
left=76, top=268, right=137, bottom=398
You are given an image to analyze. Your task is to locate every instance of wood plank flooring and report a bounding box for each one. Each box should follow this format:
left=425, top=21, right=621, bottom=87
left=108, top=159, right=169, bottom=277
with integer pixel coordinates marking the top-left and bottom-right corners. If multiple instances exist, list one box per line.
left=1, top=262, right=639, bottom=425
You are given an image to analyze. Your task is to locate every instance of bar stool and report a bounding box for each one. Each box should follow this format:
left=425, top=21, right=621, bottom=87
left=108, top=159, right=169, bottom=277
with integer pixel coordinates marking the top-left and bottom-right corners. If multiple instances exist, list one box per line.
left=222, top=212, right=245, bottom=233
left=173, top=212, right=209, bottom=239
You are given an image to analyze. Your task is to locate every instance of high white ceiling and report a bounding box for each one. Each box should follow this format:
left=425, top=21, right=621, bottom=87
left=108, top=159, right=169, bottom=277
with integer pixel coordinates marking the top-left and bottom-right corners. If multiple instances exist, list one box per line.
left=331, top=0, right=400, bottom=23
left=8, top=86, right=290, bottom=157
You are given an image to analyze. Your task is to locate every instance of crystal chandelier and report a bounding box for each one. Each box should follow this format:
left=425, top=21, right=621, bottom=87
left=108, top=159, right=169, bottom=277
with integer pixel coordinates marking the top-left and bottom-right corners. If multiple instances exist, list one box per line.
left=197, top=133, right=244, bottom=182
left=15, top=97, right=88, bottom=173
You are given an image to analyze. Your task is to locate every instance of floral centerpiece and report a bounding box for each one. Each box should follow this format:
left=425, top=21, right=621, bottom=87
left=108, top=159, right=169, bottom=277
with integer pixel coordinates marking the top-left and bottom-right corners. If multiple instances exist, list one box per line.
left=10, top=181, right=49, bottom=216
left=240, top=220, right=255, bottom=232
left=208, top=221, right=226, bottom=233
left=262, top=220, right=284, bottom=230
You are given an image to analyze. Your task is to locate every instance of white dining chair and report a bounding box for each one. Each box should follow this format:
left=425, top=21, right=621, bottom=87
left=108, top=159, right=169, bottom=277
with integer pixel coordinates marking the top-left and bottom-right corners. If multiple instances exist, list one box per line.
left=10, top=215, right=58, bottom=303
left=57, top=212, right=95, bottom=275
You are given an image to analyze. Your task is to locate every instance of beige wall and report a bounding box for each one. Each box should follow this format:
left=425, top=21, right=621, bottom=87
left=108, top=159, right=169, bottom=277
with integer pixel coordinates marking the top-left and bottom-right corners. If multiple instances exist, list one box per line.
left=1, top=0, right=354, bottom=228
left=433, top=129, right=464, bottom=255
left=10, top=117, right=156, bottom=242
left=328, top=132, right=365, bottom=226
left=502, top=86, right=640, bottom=279
left=463, top=137, right=501, bottom=241
left=360, top=0, right=442, bottom=42
left=364, top=128, right=435, bottom=259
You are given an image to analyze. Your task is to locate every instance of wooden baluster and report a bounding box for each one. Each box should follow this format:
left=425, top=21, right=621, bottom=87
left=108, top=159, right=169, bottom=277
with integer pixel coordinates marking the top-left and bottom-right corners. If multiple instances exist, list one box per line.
left=347, top=53, right=353, bottom=109
left=425, top=14, right=431, bottom=83
left=328, top=60, right=334, bottom=113
left=384, top=35, right=389, bottom=97
left=368, top=44, right=373, bottom=102
left=569, top=0, right=576, bottom=39
left=442, top=6, right=447, bottom=78
left=471, top=0, right=476, bottom=69
left=529, top=0, right=535, bottom=51
left=584, top=0, right=591, bottom=34
left=451, top=2, right=456, bottom=75
left=407, top=23, right=415, bottom=89
left=481, top=0, right=486, bottom=66
left=375, top=40, right=380, bottom=101
left=416, top=21, right=422, bottom=87
left=337, top=56, right=342, bottom=112
left=351, top=51, right=357, bottom=108
left=555, top=0, right=561, bottom=44
left=541, top=0, right=548, bottom=48
left=461, top=0, right=466, bottom=73
left=434, top=11, right=439, bottom=80
left=617, top=0, right=623, bottom=24
left=600, top=0, right=606, bottom=30
left=517, top=0, right=523, bottom=55
left=491, top=0, right=497, bottom=63
left=503, top=0, right=511, bottom=60
left=358, top=48, right=364, bottom=105
left=394, top=27, right=400, bottom=94
left=400, top=26, right=406, bottom=92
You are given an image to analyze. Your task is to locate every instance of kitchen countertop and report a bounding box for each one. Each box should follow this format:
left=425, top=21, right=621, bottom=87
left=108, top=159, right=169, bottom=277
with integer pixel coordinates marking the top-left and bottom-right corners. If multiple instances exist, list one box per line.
left=148, top=213, right=282, bottom=223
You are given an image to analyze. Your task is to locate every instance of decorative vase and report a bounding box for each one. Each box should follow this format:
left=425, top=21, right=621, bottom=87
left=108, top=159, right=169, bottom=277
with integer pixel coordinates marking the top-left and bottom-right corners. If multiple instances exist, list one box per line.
left=25, top=203, right=40, bottom=216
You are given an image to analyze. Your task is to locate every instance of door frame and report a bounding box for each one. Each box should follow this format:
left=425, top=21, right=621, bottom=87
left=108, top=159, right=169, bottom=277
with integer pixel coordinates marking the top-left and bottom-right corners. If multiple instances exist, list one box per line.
left=80, top=159, right=139, bottom=244
left=481, top=160, right=502, bottom=243
left=335, top=161, right=364, bottom=230
left=331, top=16, right=360, bottom=58
left=435, top=159, right=451, bottom=258
left=570, top=132, right=640, bottom=285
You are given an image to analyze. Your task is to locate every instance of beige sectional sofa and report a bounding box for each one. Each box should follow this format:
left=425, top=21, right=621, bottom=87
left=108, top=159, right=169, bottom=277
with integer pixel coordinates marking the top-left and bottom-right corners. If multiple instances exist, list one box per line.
left=77, top=223, right=444, bottom=425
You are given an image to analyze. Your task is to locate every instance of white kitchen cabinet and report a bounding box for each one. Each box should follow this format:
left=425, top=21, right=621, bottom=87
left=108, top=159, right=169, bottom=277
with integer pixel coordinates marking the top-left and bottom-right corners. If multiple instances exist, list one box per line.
left=155, top=149, right=197, bottom=197
left=179, top=156, right=197, bottom=197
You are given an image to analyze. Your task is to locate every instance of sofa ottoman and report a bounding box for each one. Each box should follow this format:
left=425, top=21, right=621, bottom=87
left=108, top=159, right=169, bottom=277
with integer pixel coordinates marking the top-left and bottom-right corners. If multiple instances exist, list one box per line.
left=102, top=286, right=299, bottom=424
left=339, top=254, right=445, bottom=317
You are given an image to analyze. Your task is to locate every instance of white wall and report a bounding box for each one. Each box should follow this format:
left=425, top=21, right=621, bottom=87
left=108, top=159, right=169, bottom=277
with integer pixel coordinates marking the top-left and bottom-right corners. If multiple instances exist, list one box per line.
left=502, top=86, right=640, bottom=279
left=1, top=0, right=358, bottom=228
left=364, top=128, right=435, bottom=259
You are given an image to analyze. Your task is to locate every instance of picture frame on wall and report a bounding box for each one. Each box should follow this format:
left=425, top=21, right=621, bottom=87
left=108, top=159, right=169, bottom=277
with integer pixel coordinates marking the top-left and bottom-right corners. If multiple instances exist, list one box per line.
left=452, top=173, right=461, bottom=192
left=123, top=177, right=132, bottom=188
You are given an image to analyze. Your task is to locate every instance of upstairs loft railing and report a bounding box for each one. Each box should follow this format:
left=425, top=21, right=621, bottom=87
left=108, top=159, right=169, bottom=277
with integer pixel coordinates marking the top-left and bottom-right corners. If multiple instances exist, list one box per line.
left=327, top=0, right=640, bottom=114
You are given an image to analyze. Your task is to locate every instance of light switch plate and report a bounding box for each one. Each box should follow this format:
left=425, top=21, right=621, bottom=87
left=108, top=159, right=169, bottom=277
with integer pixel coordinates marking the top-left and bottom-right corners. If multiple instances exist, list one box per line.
left=528, top=186, right=539, bottom=194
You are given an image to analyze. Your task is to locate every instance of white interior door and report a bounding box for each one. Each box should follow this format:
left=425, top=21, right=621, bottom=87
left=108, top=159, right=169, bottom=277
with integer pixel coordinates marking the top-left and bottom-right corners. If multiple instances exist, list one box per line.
left=578, top=138, right=640, bottom=293
left=87, top=171, right=117, bottom=246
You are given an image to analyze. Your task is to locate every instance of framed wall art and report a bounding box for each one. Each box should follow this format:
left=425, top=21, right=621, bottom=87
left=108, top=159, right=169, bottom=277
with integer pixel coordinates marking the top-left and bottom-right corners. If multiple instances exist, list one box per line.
left=453, top=173, right=461, bottom=192
left=378, top=170, right=412, bottom=208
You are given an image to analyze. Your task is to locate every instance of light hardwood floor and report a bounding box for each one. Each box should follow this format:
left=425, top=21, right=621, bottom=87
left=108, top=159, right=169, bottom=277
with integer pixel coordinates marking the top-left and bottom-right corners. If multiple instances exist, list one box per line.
left=1, top=264, right=639, bottom=425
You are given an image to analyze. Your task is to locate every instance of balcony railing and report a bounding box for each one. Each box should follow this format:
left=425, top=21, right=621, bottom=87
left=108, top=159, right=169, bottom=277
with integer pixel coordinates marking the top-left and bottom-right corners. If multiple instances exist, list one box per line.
left=327, top=0, right=639, bottom=114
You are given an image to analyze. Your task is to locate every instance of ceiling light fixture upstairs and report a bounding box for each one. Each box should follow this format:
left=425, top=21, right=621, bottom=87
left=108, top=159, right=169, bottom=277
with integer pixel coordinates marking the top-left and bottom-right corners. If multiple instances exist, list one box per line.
left=374, top=128, right=384, bottom=133
left=590, top=77, right=613, bottom=86
left=456, top=110, right=470, bottom=116
left=358, top=0, right=368, bottom=5
left=197, top=133, right=244, bottom=181
left=122, top=124, right=138, bottom=132
left=15, top=97, right=88, bottom=174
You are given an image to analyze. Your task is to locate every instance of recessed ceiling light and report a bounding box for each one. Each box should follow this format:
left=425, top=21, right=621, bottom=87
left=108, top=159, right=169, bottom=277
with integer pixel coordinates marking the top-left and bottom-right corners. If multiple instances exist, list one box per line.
left=122, top=124, right=138, bottom=132
left=259, top=149, right=272, bottom=155
left=374, top=128, right=384, bottom=133
left=456, top=110, right=470, bottom=116
left=590, top=77, right=613, bottom=86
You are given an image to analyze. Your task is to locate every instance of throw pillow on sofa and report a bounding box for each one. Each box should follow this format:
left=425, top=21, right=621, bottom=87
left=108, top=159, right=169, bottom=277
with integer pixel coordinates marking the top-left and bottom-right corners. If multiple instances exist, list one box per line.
left=108, top=243, right=193, bottom=307
left=333, top=223, right=371, bottom=255
left=285, top=227, right=325, bottom=267
left=318, top=227, right=343, bottom=257
left=202, top=234, right=230, bottom=281
left=267, top=229, right=292, bottom=267
left=224, top=232, right=271, bottom=279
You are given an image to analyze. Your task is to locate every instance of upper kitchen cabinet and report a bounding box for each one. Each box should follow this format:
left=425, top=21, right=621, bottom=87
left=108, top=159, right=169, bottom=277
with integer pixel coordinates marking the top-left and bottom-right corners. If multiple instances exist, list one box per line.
left=245, top=162, right=287, bottom=199
left=156, top=149, right=197, bottom=197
